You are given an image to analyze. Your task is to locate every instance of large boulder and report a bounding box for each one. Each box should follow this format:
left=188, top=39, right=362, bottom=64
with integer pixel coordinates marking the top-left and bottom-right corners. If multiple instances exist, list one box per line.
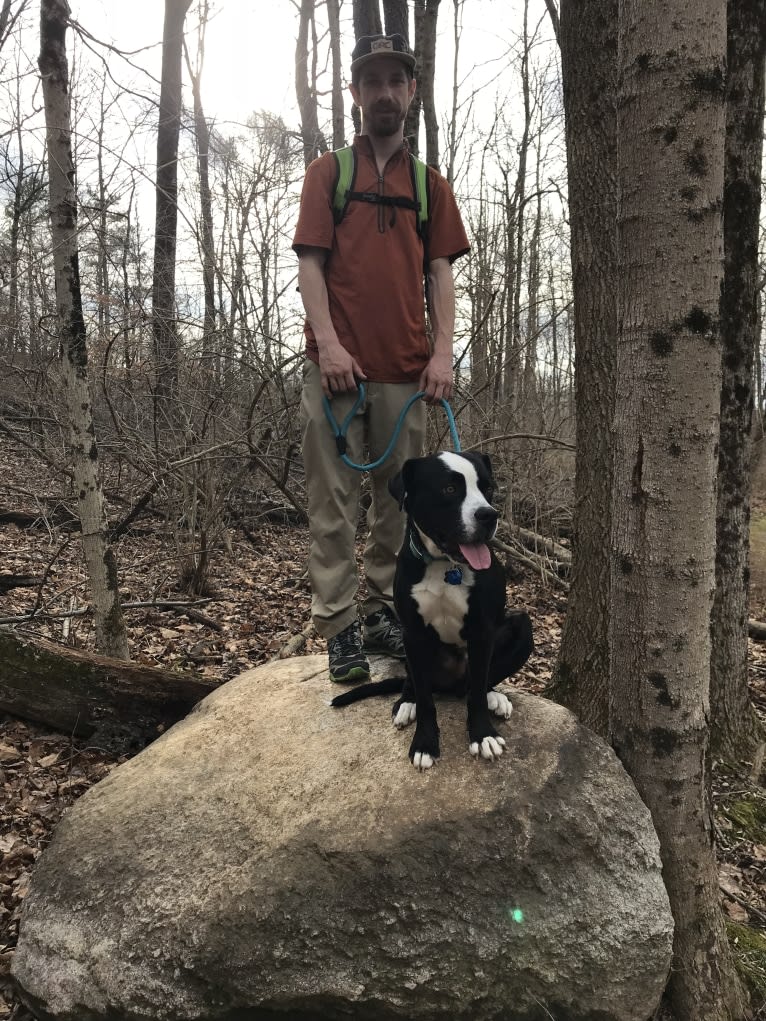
left=12, top=655, right=672, bottom=1021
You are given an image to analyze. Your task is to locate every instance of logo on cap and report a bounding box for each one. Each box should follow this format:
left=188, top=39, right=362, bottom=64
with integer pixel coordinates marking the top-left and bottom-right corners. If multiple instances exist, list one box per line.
left=371, top=39, right=394, bottom=53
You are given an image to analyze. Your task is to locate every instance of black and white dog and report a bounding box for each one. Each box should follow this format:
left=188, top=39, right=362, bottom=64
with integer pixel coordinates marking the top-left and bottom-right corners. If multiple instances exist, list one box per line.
left=331, top=451, right=533, bottom=770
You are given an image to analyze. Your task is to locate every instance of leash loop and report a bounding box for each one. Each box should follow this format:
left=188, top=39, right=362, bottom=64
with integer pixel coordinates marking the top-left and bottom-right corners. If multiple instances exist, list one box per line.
left=322, top=382, right=461, bottom=472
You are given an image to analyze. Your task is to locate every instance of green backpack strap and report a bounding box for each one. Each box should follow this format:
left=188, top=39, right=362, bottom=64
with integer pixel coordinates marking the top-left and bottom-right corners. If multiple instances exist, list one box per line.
left=332, top=146, right=356, bottom=224
left=409, top=153, right=429, bottom=237
left=332, top=146, right=430, bottom=235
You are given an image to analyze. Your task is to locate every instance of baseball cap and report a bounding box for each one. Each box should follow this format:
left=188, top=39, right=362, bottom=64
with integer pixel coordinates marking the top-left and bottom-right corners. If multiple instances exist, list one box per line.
left=350, top=33, right=416, bottom=75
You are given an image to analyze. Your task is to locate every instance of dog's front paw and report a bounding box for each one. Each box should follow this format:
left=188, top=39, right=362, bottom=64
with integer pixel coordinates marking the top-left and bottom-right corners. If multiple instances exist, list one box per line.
left=392, top=698, right=416, bottom=729
left=469, top=734, right=506, bottom=761
left=409, top=725, right=440, bottom=771
left=412, top=750, right=437, bottom=770
left=487, top=689, right=513, bottom=719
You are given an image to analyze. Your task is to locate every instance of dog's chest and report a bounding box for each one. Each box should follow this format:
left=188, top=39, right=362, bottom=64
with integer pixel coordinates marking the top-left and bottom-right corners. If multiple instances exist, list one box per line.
left=412, top=562, right=474, bottom=646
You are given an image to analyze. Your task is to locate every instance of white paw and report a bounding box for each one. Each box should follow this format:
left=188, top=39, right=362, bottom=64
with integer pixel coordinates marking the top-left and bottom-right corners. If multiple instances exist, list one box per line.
left=469, top=735, right=506, bottom=760
left=412, top=751, right=435, bottom=771
left=487, top=689, right=513, bottom=719
left=393, top=701, right=417, bottom=728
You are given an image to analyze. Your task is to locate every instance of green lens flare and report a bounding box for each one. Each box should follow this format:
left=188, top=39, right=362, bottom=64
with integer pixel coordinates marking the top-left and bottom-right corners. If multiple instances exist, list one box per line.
left=511, top=908, right=524, bottom=924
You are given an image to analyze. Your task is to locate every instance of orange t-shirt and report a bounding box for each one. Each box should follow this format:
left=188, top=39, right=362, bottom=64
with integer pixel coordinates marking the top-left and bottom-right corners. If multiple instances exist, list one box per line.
left=292, top=135, right=470, bottom=383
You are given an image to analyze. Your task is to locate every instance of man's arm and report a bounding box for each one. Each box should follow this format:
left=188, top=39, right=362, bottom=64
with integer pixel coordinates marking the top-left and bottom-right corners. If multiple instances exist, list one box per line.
left=297, top=247, right=366, bottom=397
left=419, top=256, right=455, bottom=403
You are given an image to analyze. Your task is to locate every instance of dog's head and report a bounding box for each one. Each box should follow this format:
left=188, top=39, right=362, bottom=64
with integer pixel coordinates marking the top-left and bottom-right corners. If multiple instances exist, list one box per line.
left=389, top=451, right=499, bottom=570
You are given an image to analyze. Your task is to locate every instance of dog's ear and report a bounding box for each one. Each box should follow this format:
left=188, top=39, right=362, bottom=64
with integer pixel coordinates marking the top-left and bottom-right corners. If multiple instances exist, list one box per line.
left=463, top=451, right=494, bottom=481
left=388, top=460, right=415, bottom=511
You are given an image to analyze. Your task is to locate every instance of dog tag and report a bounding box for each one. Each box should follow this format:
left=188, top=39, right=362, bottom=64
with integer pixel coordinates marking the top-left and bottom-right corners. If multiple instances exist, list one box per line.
left=444, top=567, right=463, bottom=585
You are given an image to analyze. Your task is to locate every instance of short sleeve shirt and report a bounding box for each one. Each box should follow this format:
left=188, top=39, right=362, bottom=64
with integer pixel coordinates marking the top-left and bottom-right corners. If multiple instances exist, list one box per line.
left=292, top=135, right=470, bottom=383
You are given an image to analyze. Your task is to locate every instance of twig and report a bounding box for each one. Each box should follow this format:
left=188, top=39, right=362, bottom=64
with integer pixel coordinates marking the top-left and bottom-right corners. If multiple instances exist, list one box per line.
left=491, top=537, right=569, bottom=591
left=271, top=622, right=314, bottom=661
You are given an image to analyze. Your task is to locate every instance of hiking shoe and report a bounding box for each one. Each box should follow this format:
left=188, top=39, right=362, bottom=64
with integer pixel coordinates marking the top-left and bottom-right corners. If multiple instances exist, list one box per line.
left=363, top=606, right=406, bottom=658
left=328, top=620, right=370, bottom=683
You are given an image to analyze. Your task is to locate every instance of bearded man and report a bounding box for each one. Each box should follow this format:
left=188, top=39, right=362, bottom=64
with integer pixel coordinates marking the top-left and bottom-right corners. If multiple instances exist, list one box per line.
left=293, top=33, right=470, bottom=683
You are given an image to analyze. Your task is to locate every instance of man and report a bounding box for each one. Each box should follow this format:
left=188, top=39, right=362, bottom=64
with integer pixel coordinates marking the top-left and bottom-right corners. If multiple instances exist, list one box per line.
left=294, top=33, right=470, bottom=683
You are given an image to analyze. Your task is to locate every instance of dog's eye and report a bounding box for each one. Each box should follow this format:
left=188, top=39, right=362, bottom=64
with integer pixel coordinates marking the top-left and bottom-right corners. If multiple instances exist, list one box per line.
left=443, top=484, right=456, bottom=495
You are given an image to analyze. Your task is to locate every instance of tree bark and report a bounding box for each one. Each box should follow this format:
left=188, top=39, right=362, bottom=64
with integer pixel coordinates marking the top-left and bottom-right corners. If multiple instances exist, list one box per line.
left=352, top=0, right=382, bottom=37
left=710, top=0, right=766, bottom=762
left=184, top=4, right=217, bottom=368
left=326, top=0, right=346, bottom=150
left=611, top=1, right=746, bottom=1017
left=415, top=0, right=440, bottom=168
left=0, top=629, right=216, bottom=751
left=38, top=0, right=130, bottom=661
left=295, top=0, right=328, bottom=168
left=546, top=0, right=617, bottom=736
left=152, top=0, right=192, bottom=409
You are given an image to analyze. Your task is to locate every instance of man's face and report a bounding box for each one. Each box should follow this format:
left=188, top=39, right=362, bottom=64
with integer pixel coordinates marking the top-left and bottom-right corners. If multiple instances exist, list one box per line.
left=349, top=57, right=417, bottom=137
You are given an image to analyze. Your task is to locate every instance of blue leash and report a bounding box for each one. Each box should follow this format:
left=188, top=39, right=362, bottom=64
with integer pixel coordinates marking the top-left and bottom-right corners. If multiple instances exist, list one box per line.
left=322, top=382, right=461, bottom=472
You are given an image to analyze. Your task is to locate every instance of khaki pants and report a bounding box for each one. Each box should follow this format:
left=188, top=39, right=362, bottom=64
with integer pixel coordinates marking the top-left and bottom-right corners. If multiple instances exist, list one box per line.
left=300, top=359, right=425, bottom=640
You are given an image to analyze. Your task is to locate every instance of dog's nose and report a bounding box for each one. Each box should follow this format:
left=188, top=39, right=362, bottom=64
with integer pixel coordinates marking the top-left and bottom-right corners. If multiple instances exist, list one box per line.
left=475, top=506, right=498, bottom=525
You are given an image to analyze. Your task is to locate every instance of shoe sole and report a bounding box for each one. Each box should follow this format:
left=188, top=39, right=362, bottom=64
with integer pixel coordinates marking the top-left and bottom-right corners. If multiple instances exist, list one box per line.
left=330, top=664, right=371, bottom=684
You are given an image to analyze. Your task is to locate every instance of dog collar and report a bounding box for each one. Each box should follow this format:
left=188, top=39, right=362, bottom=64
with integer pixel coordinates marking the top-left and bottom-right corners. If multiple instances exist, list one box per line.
left=408, top=529, right=463, bottom=585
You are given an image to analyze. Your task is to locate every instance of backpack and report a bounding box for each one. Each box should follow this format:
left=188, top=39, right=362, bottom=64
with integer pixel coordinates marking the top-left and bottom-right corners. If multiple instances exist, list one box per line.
left=331, top=145, right=430, bottom=236
left=331, top=145, right=431, bottom=305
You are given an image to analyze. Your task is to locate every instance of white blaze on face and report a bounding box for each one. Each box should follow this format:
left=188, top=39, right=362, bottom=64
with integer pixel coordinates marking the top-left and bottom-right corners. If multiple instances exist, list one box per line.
left=438, top=452, right=496, bottom=543
left=437, top=455, right=498, bottom=575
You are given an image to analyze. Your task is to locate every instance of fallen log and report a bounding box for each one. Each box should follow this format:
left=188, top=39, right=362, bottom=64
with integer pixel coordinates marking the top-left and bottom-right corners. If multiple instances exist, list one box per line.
left=0, top=628, right=219, bottom=752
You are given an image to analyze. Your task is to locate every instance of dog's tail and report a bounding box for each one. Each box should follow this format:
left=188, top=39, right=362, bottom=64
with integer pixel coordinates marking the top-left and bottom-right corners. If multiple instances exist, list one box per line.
left=330, top=675, right=406, bottom=707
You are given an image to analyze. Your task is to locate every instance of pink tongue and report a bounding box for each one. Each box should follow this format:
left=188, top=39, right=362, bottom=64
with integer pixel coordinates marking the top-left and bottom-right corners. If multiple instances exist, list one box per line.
left=459, top=543, right=491, bottom=570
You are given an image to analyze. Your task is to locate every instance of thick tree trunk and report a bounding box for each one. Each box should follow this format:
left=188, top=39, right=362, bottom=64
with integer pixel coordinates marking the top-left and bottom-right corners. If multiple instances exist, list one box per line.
left=710, top=0, right=766, bottom=762
left=611, top=1, right=746, bottom=1017
left=152, top=0, right=192, bottom=409
left=184, top=8, right=217, bottom=367
left=546, top=0, right=617, bottom=736
left=326, top=0, right=345, bottom=150
left=295, top=0, right=328, bottom=168
left=0, top=629, right=216, bottom=751
left=38, top=0, right=130, bottom=661
left=415, top=0, right=440, bottom=168
left=352, top=0, right=382, bottom=37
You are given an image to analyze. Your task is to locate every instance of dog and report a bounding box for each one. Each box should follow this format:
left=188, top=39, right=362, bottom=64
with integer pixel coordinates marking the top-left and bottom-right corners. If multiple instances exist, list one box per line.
left=331, top=451, right=533, bottom=770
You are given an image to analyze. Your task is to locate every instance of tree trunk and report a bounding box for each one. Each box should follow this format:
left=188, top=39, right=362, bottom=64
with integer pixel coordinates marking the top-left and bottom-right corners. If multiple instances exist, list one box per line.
left=415, top=0, right=440, bottom=168
left=38, top=0, right=130, bottom=661
left=152, top=0, right=192, bottom=409
left=295, top=0, right=328, bottom=168
left=352, top=0, right=382, bottom=37
left=0, top=629, right=216, bottom=751
left=546, top=0, right=617, bottom=736
left=184, top=5, right=217, bottom=367
left=383, top=0, right=408, bottom=36
left=710, top=0, right=766, bottom=762
left=611, top=1, right=746, bottom=1017
left=326, top=0, right=345, bottom=150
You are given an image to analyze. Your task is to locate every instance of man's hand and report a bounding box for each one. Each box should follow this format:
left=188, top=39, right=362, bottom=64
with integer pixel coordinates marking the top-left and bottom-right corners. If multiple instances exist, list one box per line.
left=418, top=349, right=453, bottom=404
left=319, top=342, right=367, bottom=399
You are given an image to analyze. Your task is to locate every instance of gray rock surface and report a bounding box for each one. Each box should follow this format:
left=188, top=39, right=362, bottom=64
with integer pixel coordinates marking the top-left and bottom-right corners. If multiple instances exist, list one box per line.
left=12, top=655, right=673, bottom=1021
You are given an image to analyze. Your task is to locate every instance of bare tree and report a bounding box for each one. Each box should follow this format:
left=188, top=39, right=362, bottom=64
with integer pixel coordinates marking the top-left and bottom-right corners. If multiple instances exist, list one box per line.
left=710, top=0, right=766, bottom=762
left=152, top=0, right=192, bottom=409
left=326, top=0, right=346, bottom=150
left=38, top=0, right=129, bottom=660
left=295, top=0, right=328, bottom=168
left=184, top=0, right=217, bottom=365
left=545, top=0, right=616, bottom=735
left=610, top=0, right=745, bottom=1015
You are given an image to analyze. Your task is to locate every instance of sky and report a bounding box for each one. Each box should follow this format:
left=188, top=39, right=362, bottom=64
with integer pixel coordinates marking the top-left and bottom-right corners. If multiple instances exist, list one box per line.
left=68, top=0, right=530, bottom=132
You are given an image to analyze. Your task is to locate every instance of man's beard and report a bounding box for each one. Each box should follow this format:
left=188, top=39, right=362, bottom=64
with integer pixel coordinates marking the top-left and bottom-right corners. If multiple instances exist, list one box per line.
left=367, top=105, right=405, bottom=137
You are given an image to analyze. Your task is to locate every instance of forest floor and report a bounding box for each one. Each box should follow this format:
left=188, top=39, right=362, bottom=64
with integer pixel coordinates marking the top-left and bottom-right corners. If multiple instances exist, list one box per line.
left=1, top=438, right=766, bottom=1019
